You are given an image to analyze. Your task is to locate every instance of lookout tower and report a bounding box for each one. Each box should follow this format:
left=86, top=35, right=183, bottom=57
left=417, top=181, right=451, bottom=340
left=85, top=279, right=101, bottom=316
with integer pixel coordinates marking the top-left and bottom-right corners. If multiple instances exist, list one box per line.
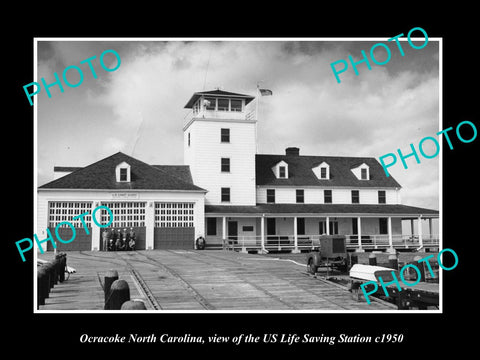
left=183, top=89, right=257, bottom=206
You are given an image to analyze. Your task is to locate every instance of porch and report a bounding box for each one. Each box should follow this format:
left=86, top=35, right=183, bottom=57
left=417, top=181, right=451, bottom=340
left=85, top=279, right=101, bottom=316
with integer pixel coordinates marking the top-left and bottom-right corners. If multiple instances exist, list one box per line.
left=203, top=204, right=440, bottom=253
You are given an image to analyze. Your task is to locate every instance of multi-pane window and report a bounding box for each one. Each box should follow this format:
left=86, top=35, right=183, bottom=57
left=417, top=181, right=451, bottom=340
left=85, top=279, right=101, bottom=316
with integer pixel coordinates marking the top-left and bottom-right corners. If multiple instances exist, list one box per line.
left=296, top=189, right=304, bottom=203
left=221, top=128, right=230, bottom=143
left=119, top=168, right=128, bottom=181
left=217, top=98, right=229, bottom=111
left=221, top=187, right=230, bottom=202
left=221, top=158, right=230, bottom=172
left=351, top=190, right=360, bottom=204
left=320, top=167, right=327, bottom=179
left=324, top=189, right=332, bottom=203
left=101, top=202, right=146, bottom=228
left=230, top=99, right=242, bottom=112
left=279, top=166, right=286, bottom=178
left=205, top=97, right=216, bottom=110
left=319, top=220, right=338, bottom=235
left=266, top=189, right=275, bottom=203
left=155, top=202, right=194, bottom=228
left=48, top=202, right=92, bottom=228
left=378, top=190, right=386, bottom=204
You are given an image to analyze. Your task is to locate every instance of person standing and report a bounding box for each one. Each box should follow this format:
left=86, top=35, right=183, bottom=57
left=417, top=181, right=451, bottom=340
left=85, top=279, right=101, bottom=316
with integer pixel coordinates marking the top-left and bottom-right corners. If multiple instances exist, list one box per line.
left=102, top=229, right=109, bottom=251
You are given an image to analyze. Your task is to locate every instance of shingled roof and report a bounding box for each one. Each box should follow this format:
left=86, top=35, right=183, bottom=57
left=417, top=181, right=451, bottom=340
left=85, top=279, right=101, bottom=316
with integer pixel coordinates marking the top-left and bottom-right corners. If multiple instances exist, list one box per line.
left=39, top=152, right=205, bottom=191
left=255, top=154, right=402, bottom=188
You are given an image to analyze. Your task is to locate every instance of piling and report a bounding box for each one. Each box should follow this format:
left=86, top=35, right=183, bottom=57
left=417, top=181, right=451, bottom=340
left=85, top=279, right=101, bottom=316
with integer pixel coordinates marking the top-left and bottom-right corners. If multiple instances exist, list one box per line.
left=368, top=253, right=377, bottom=266
left=105, top=279, right=130, bottom=310
left=388, top=254, right=398, bottom=270
left=104, top=269, right=119, bottom=304
left=413, top=255, right=426, bottom=282
left=121, top=300, right=147, bottom=310
left=37, top=267, right=47, bottom=307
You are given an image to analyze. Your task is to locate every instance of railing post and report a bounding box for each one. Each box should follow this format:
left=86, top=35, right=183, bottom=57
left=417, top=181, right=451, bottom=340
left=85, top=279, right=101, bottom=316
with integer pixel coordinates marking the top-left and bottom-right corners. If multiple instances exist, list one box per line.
left=241, top=236, right=247, bottom=253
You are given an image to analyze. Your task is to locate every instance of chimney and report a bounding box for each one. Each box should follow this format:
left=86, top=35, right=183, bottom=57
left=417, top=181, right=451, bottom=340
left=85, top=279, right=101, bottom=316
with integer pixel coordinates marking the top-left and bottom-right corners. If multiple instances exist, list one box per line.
left=285, top=147, right=300, bottom=156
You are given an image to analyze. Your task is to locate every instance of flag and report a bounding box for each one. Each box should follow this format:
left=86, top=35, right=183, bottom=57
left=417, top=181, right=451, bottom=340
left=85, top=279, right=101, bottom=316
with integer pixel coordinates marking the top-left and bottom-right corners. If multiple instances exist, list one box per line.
left=259, top=88, right=273, bottom=96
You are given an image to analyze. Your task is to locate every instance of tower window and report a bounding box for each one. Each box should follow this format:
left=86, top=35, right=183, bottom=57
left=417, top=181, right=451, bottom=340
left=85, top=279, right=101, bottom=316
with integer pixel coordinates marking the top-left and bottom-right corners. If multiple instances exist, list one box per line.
left=231, top=99, right=242, bottom=112
left=218, top=98, right=229, bottom=111
left=221, top=158, right=230, bottom=172
left=204, top=97, right=216, bottom=110
left=221, top=128, right=230, bottom=143
left=221, top=187, right=230, bottom=202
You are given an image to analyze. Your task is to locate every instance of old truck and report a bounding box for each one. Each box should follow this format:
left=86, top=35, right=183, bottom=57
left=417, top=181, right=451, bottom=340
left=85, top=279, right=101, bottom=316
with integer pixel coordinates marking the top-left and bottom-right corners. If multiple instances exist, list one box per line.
left=306, top=235, right=348, bottom=274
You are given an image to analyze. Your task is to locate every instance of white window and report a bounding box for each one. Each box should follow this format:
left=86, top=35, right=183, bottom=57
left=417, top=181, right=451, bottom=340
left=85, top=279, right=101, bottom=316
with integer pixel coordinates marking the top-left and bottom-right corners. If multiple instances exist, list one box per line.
left=351, top=163, right=370, bottom=180
left=116, top=162, right=131, bottom=182
left=101, top=202, right=146, bottom=227
left=155, top=202, right=194, bottom=228
left=48, top=202, right=92, bottom=228
left=312, top=162, right=330, bottom=180
left=272, top=161, right=289, bottom=179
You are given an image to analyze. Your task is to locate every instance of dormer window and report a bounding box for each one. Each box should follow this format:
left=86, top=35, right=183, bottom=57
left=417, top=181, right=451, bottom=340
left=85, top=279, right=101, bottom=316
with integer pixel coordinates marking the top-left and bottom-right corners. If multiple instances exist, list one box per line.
left=120, top=168, right=128, bottom=181
left=272, top=161, right=289, bottom=179
left=312, top=161, right=330, bottom=180
left=116, top=162, right=131, bottom=182
left=351, top=163, right=370, bottom=180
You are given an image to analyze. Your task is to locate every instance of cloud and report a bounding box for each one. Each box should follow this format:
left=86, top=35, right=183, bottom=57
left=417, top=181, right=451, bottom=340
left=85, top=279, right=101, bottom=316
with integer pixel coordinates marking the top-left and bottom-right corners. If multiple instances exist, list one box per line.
left=37, top=39, right=440, bottom=210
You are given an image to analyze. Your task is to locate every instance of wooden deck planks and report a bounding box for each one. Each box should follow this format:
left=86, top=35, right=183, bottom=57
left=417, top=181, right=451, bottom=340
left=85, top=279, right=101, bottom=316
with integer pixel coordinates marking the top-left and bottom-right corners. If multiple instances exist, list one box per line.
left=37, top=250, right=397, bottom=311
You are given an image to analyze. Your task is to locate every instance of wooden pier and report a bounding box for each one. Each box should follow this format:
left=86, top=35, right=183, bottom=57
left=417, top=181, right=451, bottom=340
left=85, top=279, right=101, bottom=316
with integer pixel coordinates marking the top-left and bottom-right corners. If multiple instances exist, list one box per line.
left=38, top=250, right=400, bottom=311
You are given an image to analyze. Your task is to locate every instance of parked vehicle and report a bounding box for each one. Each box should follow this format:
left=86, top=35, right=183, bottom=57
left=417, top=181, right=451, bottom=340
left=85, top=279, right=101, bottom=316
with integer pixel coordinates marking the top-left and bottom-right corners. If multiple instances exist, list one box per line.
left=306, top=235, right=348, bottom=274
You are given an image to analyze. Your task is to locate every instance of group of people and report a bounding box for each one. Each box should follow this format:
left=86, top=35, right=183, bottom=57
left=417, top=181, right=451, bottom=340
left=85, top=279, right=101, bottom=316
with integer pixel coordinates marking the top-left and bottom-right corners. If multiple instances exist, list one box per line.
left=102, top=228, right=136, bottom=251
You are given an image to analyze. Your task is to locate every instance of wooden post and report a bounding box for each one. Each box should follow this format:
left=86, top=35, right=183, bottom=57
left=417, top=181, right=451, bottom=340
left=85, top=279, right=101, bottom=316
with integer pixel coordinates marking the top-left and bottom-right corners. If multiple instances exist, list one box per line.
left=387, top=217, right=394, bottom=254
left=261, top=215, right=265, bottom=252
left=106, top=279, right=130, bottom=310
left=293, top=216, right=300, bottom=253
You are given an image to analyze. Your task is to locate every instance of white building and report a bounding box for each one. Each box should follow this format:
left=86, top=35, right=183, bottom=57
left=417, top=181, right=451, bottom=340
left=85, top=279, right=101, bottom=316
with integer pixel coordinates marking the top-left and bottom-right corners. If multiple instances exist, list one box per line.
left=37, top=89, right=439, bottom=253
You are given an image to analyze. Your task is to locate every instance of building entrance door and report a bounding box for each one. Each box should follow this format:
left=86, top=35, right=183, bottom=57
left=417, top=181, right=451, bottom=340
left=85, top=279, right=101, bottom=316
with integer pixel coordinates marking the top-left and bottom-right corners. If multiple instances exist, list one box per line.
left=228, top=221, right=238, bottom=244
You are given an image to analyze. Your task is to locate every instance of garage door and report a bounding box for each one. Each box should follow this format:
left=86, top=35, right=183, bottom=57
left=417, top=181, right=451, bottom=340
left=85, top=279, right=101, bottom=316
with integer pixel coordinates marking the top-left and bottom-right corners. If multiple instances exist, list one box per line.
left=154, top=227, right=195, bottom=249
left=47, top=227, right=92, bottom=251
left=154, top=202, right=195, bottom=249
left=47, top=201, right=93, bottom=251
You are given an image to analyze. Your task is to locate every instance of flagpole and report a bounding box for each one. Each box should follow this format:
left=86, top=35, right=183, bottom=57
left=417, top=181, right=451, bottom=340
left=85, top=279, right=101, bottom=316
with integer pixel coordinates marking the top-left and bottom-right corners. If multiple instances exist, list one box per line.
left=255, top=83, right=260, bottom=154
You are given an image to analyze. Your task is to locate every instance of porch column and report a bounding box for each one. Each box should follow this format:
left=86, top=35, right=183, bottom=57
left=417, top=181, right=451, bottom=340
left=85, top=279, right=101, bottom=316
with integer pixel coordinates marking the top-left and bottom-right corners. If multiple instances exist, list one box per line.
left=222, top=216, right=226, bottom=249
left=418, top=216, right=423, bottom=249
left=326, top=216, right=330, bottom=235
left=356, top=217, right=364, bottom=252
left=91, top=201, right=101, bottom=251
left=145, top=201, right=155, bottom=250
left=410, top=219, right=414, bottom=237
left=293, top=216, right=300, bottom=253
left=260, top=215, right=265, bottom=252
left=387, top=216, right=395, bottom=254
left=428, top=218, right=433, bottom=243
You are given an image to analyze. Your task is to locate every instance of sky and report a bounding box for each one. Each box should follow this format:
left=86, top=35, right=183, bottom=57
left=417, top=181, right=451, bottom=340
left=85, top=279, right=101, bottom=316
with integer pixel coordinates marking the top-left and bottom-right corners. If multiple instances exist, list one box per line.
left=36, top=38, right=440, bottom=211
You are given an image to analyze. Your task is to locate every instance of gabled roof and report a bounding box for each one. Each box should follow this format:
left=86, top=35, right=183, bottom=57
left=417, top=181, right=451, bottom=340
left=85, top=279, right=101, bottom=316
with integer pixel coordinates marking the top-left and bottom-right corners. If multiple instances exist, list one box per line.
left=184, top=89, right=255, bottom=108
left=40, top=152, right=205, bottom=192
left=256, top=154, right=401, bottom=188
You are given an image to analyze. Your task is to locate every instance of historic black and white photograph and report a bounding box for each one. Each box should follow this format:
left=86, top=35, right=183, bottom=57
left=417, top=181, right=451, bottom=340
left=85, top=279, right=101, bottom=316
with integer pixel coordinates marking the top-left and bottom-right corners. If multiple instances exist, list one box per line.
left=32, top=38, right=443, bottom=312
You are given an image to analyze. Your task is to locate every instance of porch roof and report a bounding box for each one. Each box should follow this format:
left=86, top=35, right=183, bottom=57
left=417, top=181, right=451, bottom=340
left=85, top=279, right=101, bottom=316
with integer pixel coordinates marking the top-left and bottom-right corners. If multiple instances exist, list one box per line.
left=205, top=204, right=439, bottom=217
